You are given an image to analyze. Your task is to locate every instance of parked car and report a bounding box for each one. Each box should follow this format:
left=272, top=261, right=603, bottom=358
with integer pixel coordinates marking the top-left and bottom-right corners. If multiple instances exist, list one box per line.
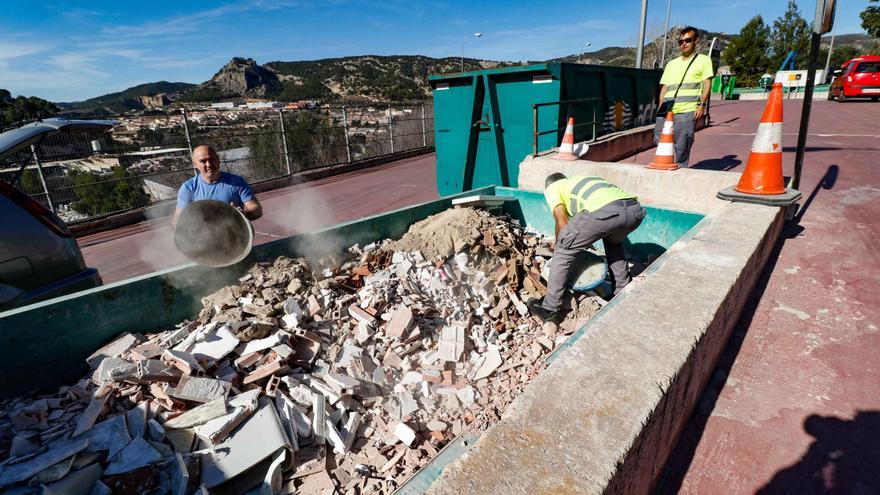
left=828, top=55, right=880, bottom=102
left=0, top=119, right=115, bottom=310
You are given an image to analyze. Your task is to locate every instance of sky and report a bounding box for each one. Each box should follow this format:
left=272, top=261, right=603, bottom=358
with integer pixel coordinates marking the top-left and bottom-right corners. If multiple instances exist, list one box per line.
left=0, top=0, right=871, bottom=102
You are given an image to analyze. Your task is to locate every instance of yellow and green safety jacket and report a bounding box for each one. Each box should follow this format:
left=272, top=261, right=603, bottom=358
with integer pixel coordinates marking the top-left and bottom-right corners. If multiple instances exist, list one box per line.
left=544, top=176, right=636, bottom=217
left=660, top=53, right=714, bottom=114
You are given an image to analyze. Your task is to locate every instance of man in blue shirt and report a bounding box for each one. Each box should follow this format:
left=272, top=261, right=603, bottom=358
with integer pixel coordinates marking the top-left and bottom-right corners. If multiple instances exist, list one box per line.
left=172, top=145, right=263, bottom=229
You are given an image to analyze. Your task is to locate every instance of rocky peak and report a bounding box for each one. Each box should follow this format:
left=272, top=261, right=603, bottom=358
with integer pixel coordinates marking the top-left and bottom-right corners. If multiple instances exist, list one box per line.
left=206, top=57, right=281, bottom=97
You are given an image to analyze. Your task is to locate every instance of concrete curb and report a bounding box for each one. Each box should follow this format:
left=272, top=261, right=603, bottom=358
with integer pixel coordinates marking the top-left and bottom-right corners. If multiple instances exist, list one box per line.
left=429, top=159, right=783, bottom=494
left=69, top=147, right=434, bottom=238
left=536, top=119, right=708, bottom=165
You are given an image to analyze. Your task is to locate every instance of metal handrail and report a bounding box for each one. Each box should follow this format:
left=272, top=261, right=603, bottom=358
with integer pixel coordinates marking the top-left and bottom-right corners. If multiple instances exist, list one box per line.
left=532, top=98, right=603, bottom=156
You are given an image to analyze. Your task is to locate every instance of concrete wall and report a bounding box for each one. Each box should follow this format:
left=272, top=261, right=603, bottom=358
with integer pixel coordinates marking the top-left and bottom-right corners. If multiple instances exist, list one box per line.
left=518, top=156, right=741, bottom=213
left=429, top=159, right=783, bottom=494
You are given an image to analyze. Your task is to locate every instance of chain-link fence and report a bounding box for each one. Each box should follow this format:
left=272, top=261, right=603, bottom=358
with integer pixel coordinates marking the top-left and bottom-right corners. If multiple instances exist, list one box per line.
left=0, top=102, right=434, bottom=223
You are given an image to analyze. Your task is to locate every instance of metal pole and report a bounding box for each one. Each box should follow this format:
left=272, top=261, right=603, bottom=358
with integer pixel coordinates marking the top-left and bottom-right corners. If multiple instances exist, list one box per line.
left=661, top=0, right=672, bottom=66
left=704, top=36, right=718, bottom=127
left=388, top=106, right=394, bottom=154
left=420, top=104, right=427, bottom=147
left=342, top=106, right=352, bottom=163
left=277, top=109, right=291, bottom=175
left=792, top=32, right=822, bottom=191
left=181, top=108, right=196, bottom=176
left=823, top=33, right=835, bottom=78
left=635, top=0, right=648, bottom=68
left=532, top=105, right=539, bottom=156
left=30, top=144, right=54, bottom=212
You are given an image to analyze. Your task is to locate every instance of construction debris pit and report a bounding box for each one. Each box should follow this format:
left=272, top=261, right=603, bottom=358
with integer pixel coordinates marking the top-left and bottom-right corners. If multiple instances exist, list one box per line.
left=0, top=207, right=612, bottom=494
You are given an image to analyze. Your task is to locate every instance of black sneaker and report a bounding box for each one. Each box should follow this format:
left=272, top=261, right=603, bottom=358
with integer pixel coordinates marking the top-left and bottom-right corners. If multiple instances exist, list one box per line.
left=527, top=298, right=561, bottom=323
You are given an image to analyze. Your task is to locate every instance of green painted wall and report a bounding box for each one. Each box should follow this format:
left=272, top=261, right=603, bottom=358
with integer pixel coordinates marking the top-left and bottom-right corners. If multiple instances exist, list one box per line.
left=496, top=187, right=704, bottom=262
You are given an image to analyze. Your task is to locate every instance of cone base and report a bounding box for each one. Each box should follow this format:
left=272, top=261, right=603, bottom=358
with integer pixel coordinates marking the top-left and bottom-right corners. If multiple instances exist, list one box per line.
left=646, top=161, right=680, bottom=170
left=733, top=184, right=786, bottom=195
left=717, top=185, right=802, bottom=207
left=552, top=152, right=578, bottom=161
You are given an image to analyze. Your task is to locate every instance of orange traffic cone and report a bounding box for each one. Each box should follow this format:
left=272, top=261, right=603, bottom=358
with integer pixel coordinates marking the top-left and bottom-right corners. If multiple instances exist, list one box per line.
left=734, top=82, right=785, bottom=195
left=553, top=117, right=578, bottom=160
left=646, top=111, right=680, bottom=170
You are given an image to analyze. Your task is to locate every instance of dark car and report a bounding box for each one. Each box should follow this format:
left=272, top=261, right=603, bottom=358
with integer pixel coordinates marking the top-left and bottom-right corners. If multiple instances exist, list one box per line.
left=0, top=119, right=115, bottom=310
left=828, top=55, right=880, bottom=102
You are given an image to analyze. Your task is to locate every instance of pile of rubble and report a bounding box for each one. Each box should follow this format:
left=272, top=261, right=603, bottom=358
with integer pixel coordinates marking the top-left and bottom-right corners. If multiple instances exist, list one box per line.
left=0, top=207, right=604, bottom=494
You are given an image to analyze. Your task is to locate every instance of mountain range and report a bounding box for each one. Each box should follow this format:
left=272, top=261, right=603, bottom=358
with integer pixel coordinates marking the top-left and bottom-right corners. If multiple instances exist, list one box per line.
left=23, top=31, right=877, bottom=116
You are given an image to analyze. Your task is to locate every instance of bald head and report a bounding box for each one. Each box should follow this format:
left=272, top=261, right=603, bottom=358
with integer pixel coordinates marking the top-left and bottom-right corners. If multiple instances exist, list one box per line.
left=192, top=145, right=221, bottom=183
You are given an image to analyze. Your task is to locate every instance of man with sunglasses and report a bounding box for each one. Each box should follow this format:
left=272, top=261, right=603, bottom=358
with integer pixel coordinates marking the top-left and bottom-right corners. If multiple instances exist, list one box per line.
left=654, top=26, right=714, bottom=167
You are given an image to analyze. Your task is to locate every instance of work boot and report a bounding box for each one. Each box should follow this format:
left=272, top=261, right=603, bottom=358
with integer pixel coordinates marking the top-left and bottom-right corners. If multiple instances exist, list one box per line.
left=527, top=298, right=561, bottom=323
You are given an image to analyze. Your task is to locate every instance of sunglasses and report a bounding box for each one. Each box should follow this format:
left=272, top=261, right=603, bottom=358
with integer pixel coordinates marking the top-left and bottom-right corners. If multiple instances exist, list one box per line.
left=678, top=37, right=695, bottom=45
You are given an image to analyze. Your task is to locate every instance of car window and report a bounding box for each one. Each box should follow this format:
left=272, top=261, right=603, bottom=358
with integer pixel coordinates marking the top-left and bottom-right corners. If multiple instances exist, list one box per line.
left=843, top=62, right=855, bottom=75
left=854, top=63, right=880, bottom=74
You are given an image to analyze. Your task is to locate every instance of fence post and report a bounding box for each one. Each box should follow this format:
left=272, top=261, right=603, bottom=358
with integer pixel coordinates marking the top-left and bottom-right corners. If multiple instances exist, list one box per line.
left=388, top=105, right=394, bottom=154
left=420, top=104, right=427, bottom=147
left=180, top=109, right=196, bottom=176
left=277, top=109, right=291, bottom=176
left=30, top=145, right=55, bottom=212
left=340, top=106, right=353, bottom=164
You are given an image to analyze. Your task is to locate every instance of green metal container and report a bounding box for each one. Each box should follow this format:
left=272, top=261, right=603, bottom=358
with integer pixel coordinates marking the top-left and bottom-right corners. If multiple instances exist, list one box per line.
left=0, top=189, right=703, bottom=398
left=429, top=63, right=662, bottom=195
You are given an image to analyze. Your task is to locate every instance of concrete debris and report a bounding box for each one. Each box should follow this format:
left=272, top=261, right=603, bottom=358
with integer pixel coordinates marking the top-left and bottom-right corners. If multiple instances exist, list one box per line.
left=0, top=207, right=608, bottom=494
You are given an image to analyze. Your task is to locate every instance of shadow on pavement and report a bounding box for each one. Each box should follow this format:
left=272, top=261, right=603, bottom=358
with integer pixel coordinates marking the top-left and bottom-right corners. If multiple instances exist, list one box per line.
left=653, top=164, right=841, bottom=495
left=691, top=154, right=742, bottom=171
left=755, top=411, right=880, bottom=494
left=786, top=164, right=839, bottom=238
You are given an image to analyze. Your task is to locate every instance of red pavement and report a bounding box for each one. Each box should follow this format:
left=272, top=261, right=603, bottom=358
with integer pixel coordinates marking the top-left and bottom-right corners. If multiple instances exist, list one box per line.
left=632, top=100, right=880, bottom=494
left=79, top=153, right=438, bottom=283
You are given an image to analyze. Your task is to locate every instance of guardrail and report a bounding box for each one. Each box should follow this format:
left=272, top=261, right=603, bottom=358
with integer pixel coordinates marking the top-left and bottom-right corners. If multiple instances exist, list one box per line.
left=532, top=97, right=602, bottom=156
left=1, top=102, right=434, bottom=223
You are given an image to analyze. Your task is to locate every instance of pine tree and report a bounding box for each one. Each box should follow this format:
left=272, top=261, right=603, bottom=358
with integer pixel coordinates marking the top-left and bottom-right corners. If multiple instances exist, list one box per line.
left=770, top=0, right=811, bottom=70
left=723, top=16, right=771, bottom=87
left=862, top=0, right=880, bottom=38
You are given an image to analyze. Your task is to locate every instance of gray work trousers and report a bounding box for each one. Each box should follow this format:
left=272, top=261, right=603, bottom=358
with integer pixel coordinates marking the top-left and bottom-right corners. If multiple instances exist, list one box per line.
left=653, top=112, right=696, bottom=167
left=542, top=199, right=647, bottom=312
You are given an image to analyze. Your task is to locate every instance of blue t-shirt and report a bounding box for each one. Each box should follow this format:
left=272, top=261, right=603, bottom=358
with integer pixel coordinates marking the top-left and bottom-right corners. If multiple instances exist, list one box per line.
left=176, top=172, right=255, bottom=209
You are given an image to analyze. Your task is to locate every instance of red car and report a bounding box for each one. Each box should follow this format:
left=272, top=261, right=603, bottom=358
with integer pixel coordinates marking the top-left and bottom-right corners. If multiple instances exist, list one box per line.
left=828, top=55, right=880, bottom=102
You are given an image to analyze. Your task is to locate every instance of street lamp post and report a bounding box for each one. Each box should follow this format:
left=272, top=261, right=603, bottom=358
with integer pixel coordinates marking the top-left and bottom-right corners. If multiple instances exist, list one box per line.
left=635, top=0, right=648, bottom=68
left=661, top=0, right=672, bottom=66
left=823, top=33, right=835, bottom=79
left=461, top=32, right=483, bottom=72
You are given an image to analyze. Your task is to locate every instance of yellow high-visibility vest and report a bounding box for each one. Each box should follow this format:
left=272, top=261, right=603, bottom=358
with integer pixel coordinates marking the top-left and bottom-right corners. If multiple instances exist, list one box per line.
left=544, top=176, right=636, bottom=217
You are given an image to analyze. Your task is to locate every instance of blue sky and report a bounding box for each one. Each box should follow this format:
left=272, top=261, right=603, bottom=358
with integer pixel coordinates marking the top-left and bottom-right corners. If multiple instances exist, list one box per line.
left=0, top=0, right=871, bottom=102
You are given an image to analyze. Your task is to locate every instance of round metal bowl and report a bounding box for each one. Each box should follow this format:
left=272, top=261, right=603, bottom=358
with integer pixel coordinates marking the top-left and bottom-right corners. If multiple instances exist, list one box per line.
left=174, top=200, right=254, bottom=267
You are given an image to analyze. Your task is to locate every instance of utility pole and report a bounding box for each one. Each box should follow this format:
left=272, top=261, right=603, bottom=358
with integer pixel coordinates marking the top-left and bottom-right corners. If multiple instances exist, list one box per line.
left=635, top=0, right=649, bottom=68
left=661, top=0, right=672, bottom=66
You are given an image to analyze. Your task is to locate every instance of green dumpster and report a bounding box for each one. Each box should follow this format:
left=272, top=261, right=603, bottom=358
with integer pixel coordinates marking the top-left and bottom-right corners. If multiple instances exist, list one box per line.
left=429, top=63, right=662, bottom=195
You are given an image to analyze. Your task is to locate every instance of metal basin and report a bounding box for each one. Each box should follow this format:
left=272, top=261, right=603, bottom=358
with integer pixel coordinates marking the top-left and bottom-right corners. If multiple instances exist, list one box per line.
left=174, top=200, right=253, bottom=267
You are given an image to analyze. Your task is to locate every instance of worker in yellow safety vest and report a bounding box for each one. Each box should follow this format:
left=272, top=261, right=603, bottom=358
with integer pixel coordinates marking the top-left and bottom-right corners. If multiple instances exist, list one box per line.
left=654, top=26, right=714, bottom=167
left=528, top=173, right=647, bottom=322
